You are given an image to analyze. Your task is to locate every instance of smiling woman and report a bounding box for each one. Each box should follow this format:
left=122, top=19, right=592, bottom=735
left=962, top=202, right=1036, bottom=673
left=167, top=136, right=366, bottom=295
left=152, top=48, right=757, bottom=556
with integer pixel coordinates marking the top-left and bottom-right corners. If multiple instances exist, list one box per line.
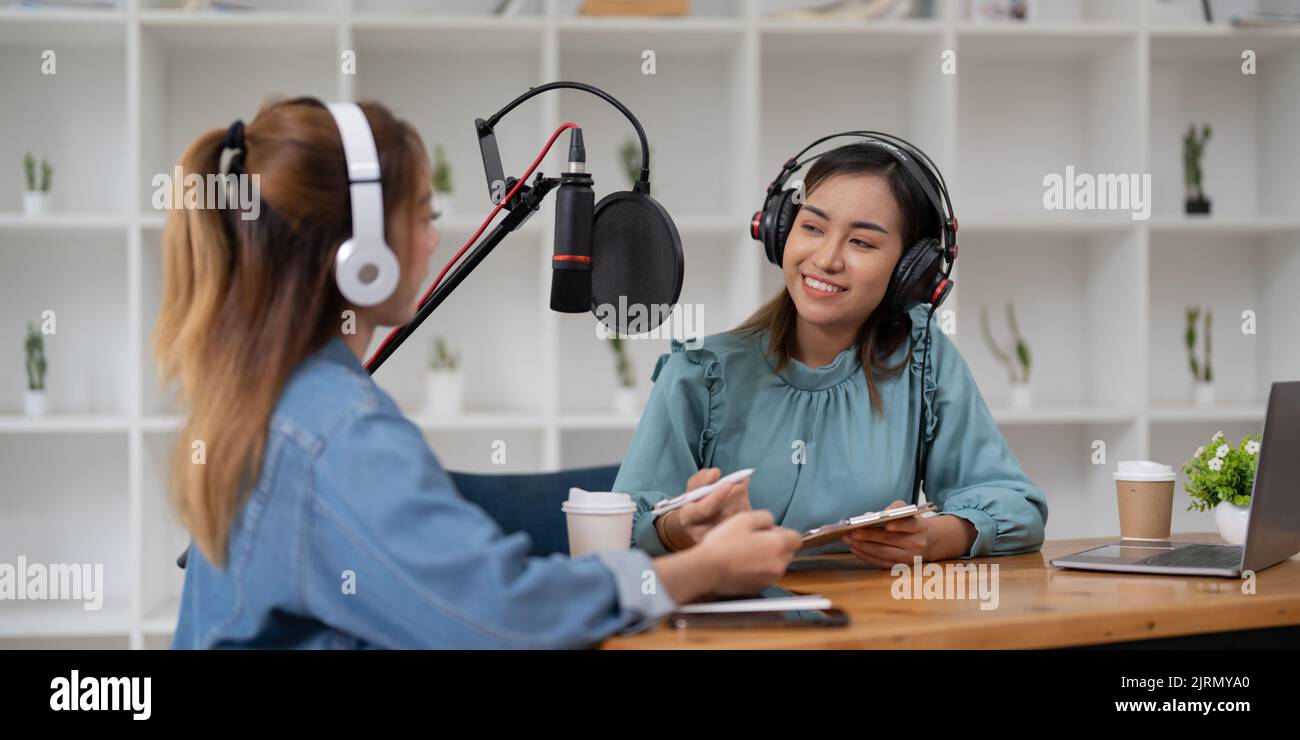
left=748, top=144, right=939, bottom=414
left=615, top=141, right=1049, bottom=568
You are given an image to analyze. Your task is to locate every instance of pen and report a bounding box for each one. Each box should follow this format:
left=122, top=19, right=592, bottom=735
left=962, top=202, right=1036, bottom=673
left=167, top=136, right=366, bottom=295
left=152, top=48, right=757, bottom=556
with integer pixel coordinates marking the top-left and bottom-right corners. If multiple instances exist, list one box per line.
left=653, top=468, right=755, bottom=515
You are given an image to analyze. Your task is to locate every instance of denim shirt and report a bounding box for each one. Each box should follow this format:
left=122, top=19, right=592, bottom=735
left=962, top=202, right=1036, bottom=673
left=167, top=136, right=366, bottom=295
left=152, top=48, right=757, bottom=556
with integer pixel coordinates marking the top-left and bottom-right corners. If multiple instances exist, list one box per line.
left=171, top=337, right=675, bottom=649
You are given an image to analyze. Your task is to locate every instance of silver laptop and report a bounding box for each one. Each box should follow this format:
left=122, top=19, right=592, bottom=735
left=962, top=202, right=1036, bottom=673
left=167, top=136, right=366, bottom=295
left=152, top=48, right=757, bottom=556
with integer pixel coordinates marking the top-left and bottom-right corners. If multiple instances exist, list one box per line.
left=1051, top=381, right=1300, bottom=578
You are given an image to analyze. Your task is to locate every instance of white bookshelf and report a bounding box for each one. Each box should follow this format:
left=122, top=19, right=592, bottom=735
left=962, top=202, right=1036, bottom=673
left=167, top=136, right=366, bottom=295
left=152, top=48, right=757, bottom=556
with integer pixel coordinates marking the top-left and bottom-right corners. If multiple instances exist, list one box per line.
left=1, top=0, right=1297, bottom=646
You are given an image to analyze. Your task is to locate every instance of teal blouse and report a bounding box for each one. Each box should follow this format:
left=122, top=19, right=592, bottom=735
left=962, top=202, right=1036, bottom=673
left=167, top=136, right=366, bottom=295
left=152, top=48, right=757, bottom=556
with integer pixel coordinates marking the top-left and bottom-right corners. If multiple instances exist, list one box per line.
left=614, top=303, right=1048, bottom=559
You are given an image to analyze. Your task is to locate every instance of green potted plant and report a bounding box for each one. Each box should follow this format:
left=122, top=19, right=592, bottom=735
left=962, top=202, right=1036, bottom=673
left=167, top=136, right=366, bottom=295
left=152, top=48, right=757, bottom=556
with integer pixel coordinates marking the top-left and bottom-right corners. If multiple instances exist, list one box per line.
left=1185, top=305, right=1213, bottom=406
left=1182, top=430, right=1260, bottom=545
left=431, top=144, right=453, bottom=222
left=425, top=336, right=462, bottom=417
left=22, top=152, right=52, bottom=216
left=1183, top=123, right=1211, bottom=215
left=24, top=321, right=48, bottom=417
left=607, top=332, right=638, bottom=414
left=980, top=302, right=1032, bottom=408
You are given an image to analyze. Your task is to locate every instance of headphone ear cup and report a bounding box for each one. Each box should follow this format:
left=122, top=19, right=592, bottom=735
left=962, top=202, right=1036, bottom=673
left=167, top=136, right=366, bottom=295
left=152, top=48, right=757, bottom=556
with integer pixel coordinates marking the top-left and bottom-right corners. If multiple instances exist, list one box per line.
left=768, top=189, right=800, bottom=267
left=336, top=238, right=400, bottom=307
left=884, top=237, right=942, bottom=317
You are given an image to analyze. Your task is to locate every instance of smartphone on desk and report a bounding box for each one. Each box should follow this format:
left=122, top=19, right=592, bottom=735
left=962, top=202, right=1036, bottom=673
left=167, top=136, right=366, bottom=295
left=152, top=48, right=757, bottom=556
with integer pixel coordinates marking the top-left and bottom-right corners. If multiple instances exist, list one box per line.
left=668, top=587, right=849, bottom=630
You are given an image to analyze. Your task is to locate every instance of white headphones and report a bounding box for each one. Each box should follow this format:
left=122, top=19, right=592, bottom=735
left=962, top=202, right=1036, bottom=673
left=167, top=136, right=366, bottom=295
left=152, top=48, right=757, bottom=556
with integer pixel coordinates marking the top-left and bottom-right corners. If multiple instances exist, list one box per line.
left=326, top=102, right=400, bottom=307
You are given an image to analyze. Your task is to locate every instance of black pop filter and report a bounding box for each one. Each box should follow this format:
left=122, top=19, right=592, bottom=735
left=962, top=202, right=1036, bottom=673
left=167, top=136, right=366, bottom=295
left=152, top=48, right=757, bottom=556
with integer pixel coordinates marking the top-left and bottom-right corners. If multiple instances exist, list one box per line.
left=590, top=190, right=683, bottom=335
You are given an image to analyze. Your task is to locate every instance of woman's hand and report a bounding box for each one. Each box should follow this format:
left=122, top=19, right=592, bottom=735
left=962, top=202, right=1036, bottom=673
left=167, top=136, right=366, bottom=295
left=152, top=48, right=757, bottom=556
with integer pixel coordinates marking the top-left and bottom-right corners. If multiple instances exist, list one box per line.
left=664, top=467, right=752, bottom=549
left=655, top=510, right=802, bottom=604
left=694, top=510, right=803, bottom=597
left=842, top=501, right=977, bottom=567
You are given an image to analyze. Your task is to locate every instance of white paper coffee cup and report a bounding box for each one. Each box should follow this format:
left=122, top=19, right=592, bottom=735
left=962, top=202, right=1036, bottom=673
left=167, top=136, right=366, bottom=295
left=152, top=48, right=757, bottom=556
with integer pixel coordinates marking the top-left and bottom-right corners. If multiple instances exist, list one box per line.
left=1114, top=460, right=1176, bottom=540
left=562, top=488, right=636, bottom=557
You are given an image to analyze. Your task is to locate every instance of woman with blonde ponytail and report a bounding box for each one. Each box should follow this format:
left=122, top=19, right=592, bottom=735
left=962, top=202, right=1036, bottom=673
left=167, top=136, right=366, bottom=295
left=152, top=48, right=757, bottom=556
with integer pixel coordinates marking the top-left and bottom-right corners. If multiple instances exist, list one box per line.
left=158, top=96, right=801, bottom=649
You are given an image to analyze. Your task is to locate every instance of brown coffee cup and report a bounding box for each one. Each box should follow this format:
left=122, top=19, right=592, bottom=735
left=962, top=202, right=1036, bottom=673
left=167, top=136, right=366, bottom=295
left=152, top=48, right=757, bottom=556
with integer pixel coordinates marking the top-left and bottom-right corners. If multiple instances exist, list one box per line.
left=1114, top=460, right=1176, bottom=540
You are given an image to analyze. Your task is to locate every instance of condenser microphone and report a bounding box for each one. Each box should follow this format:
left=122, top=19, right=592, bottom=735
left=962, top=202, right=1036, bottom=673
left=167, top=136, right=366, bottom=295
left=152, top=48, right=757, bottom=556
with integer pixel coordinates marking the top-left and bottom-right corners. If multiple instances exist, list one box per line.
left=551, top=128, right=594, bottom=313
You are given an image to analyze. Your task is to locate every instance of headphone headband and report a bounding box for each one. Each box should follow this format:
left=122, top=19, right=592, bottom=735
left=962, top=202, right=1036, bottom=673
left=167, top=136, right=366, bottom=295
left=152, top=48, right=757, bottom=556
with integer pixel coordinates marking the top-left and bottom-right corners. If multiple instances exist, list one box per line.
left=772, top=131, right=956, bottom=255
left=326, top=102, right=399, bottom=307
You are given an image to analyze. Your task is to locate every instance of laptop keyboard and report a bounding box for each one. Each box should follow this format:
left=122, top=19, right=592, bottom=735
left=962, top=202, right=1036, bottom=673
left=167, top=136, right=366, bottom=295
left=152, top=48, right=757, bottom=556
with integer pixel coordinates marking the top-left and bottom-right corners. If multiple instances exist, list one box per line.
left=1137, top=544, right=1244, bottom=569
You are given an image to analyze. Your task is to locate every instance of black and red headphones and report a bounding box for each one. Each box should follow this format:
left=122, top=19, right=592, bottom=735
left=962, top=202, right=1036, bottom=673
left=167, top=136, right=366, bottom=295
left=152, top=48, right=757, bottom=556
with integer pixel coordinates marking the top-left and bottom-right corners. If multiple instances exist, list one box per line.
left=750, top=131, right=957, bottom=320
left=751, top=131, right=958, bottom=506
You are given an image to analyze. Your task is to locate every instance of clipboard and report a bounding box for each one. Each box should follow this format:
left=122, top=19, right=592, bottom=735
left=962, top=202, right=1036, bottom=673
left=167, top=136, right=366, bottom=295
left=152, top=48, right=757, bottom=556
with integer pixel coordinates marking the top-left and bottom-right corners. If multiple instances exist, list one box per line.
left=799, top=502, right=938, bottom=550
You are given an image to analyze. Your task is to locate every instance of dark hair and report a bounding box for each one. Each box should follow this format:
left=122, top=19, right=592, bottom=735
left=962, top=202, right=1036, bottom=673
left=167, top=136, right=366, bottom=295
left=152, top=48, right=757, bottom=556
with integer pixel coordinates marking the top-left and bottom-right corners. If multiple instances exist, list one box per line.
left=733, top=142, right=942, bottom=415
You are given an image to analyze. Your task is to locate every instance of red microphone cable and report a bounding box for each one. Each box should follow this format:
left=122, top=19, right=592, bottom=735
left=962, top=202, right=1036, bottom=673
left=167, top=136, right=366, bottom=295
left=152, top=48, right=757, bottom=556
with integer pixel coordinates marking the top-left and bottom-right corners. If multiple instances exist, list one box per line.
left=365, top=121, right=579, bottom=372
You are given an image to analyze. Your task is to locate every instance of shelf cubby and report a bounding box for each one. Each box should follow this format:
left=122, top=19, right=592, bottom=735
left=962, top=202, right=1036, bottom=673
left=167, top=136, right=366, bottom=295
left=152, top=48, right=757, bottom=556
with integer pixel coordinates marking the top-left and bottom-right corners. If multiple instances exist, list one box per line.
left=958, top=227, right=1144, bottom=411
left=1149, top=31, right=1300, bottom=220
left=0, top=234, right=129, bottom=416
left=0, top=15, right=128, bottom=216
left=0, top=433, right=131, bottom=640
left=954, top=28, right=1142, bottom=221
left=1148, top=230, right=1300, bottom=408
left=557, top=22, right=748, bottom=219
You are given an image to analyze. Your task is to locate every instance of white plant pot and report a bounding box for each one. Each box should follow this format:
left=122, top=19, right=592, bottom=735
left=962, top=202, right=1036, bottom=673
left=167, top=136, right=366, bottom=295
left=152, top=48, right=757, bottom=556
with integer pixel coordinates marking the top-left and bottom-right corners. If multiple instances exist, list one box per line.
left=613, top=386, right=639, bottom=415
left=1009, top=382, right=1032, bottom=409
left=433, top=190, right=452, bottom=222
left=425, top=370, right=463, bottom=417
left=1193, top=381, right=1216, bottom=408
left=22, top=191, right=48, bottom=216
left=23, top=389, right=47, bottom=417
left=1214, top=501, right=1250, bottom=546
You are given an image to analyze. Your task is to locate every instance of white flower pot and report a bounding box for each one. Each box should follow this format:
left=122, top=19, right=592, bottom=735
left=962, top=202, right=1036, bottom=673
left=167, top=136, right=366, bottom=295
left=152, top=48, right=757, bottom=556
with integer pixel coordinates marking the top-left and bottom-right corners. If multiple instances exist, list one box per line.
left=22, top=191, right=48, bottom=216
left=23, top=389, right=47, bottom=417
left=433, top=190, right=452, bottom=222
left=1009, top=382, right=1032, bottom=409
left=613, top=386, right=639, bottom=415
left=1214, top=501, right=1250, bottom=546
left=1193, top=381, right=1216, bottom=408
left=425, top=370, right=463, bottom=417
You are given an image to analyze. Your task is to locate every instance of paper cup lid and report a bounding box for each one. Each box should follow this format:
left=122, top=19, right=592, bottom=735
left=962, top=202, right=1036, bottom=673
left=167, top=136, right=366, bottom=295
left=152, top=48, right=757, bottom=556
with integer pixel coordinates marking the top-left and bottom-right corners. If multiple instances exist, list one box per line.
left=1114, top=460, right=1176, bottom=481
left=562, top=488, right=637, bottom=515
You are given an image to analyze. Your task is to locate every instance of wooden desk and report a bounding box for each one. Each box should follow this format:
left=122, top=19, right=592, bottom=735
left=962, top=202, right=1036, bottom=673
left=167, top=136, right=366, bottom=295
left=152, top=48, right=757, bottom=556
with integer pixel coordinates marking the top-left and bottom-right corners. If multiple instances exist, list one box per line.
left=603, top=533, right=1300, bottom=649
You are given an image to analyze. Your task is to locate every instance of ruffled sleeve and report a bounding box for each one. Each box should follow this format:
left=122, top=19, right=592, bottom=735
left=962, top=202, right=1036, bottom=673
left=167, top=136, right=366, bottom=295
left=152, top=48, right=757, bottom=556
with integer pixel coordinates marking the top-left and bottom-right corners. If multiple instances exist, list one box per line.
left=913, top=305, right=1049, bottom=557
left=615, top=339, right=728, bottom=556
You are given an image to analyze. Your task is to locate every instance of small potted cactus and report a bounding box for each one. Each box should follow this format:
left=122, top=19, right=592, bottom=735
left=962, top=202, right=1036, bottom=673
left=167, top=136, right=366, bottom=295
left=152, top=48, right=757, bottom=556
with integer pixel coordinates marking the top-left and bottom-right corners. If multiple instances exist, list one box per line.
left=1183, top=124, right=1212, bottom=215
left=608, top=332, right=638, bottom=415
left=431, top=144, right=452, bottom=223
left=24, top=322, right=48, bottom=417
left=425, top=336, right=462, bottom=417
left=980, top=302, right=1032, bottom=408
left=22, top=152, right=52, bottom=216
left=1185, top=305, right=1214, bottom=406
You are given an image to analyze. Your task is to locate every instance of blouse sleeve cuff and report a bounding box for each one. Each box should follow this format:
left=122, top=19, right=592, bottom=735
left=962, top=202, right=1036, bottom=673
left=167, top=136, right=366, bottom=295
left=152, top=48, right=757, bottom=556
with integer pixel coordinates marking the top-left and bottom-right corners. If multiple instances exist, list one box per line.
left=594, top=548, right=677, bottom=634
left=632, top=509, right=671, bottom=557
left=941, top=508, right=998, bottom=559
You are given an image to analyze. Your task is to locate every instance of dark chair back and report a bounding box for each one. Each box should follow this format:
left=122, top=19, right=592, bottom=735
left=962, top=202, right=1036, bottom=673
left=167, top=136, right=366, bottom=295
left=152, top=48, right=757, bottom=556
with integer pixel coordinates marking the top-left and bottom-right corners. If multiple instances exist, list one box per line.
left=449, top=465, right=621, bottom=557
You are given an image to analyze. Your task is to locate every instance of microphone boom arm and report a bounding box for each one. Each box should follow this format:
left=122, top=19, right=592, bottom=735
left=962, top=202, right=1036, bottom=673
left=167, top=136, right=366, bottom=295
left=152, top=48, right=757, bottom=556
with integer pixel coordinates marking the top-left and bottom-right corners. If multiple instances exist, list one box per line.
left=367, top=81, right=650, bottom=375
left=365, top=173, right=559, bottom=374
left=477, top=80, right=652, bottom=196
